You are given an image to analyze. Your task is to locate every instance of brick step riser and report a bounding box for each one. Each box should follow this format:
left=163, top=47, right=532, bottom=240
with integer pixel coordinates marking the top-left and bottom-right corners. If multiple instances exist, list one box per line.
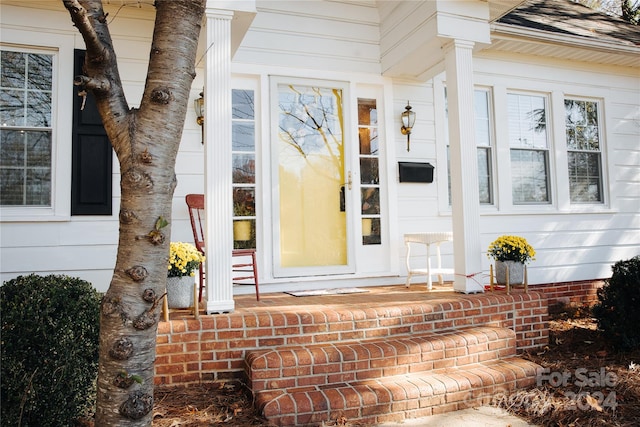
left=255, top=358, right=542, bottom=427
left=156, top=292, right=549, bottom=386
left=246, top=327, right=516, bottom=393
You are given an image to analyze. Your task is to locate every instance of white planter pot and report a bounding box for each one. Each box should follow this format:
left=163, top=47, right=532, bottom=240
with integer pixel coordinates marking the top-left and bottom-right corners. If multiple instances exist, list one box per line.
left=233, top=220, right=252, bottom=241
left=495, top=260, right=525, bottom=285
left=166, top=276, right=194, bottom=308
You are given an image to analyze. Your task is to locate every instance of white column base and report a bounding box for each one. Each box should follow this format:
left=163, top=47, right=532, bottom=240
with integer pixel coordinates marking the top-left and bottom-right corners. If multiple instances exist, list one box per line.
left=206, top=299, right=235, bottom=314
left=454, top=275, right=485, bottom=294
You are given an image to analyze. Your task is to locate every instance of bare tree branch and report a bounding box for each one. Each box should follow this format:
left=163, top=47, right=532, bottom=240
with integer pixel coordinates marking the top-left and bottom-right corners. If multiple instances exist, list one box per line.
left=74, top=74, right=110, bottom=92
left=63, top=0, right=131, bottom=162
left=63, top=0, right=108, bottom=56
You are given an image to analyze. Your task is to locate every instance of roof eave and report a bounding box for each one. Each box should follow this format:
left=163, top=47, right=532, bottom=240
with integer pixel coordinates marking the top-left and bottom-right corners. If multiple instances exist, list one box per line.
left=491, top=21, right=640, bottom=55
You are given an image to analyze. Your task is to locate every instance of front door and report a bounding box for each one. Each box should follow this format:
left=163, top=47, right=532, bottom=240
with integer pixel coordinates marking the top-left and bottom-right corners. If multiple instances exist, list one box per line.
left=271, top=78, right=354, bottom=277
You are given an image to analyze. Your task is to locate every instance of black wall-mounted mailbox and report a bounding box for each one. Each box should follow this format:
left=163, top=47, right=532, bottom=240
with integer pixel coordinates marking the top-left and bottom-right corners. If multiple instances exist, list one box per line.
left=398, top=162, right=434, bottom=183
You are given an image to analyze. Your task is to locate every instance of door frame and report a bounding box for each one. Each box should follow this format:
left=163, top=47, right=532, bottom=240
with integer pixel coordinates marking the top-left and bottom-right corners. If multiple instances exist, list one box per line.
left=269, top=76, right=356, bottom=278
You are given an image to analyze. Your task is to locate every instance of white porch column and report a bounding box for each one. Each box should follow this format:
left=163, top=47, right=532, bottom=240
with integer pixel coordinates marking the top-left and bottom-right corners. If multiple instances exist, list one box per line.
left=204, top=10, right=235, bottom=313
left=443, top=40, right=484, bottom=294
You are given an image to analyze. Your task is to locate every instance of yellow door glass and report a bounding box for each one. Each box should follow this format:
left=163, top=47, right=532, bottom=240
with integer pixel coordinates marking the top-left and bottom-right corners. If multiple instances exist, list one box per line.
left=277, top=84, right=347, bottom=268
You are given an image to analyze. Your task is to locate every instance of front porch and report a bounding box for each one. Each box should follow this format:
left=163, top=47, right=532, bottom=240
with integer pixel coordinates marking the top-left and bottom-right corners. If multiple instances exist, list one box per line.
left=156, top=283, right=549, bottom=425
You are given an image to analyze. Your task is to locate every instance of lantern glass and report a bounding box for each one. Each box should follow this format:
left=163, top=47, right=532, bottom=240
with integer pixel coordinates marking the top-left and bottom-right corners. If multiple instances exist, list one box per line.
left=194, top=95, right=204, bottom=118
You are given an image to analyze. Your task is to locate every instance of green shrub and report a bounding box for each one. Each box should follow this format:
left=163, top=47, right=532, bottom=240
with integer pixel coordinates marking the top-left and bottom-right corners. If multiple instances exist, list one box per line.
left=593, top=256, right=640, bottom=351
left=1, top=274, right=101, bottom=426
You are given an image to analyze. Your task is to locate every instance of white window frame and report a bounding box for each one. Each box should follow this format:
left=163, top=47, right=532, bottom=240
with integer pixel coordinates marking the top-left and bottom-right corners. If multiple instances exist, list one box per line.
left=231, top=86, right=258, bottom=249
left=474, top=88, right=495, bottom=206
left=438, top=76, right=614, bottom=214
left=434, top=78, right=497, bottom=212
left=564, top=96, right=605, bottom=204
left=506, top=91, right=552, bottom=206
left=1, top=29, right=73, bottom=221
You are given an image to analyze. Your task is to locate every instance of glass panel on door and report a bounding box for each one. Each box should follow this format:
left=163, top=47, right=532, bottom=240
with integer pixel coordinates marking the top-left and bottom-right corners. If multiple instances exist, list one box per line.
left=275, top=83, right=350, bottom=273
left=232, top=89, right=256, bottom=249
left=358, top=98, right=381, bottom=245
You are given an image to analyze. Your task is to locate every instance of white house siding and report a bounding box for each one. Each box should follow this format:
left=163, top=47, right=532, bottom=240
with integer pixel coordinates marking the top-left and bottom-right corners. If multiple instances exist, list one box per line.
left=0, top=1, right=385, bottom=292
left=1, top=1, right=638, bottom=293
left=473, top=55, right=640, bottom=285
left=232, top=1, right=381, bottom=74
left=0, top=3, right=170, bottom=292
left=393, top=53, right=640, bottom=287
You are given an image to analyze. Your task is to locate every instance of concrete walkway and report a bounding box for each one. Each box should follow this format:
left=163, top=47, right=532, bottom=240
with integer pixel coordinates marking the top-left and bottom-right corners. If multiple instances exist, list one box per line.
left=377, top=406, right=537, bottom=427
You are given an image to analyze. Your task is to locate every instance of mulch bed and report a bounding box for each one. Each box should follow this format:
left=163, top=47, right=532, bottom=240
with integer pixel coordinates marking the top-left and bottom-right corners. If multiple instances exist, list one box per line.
left=153, top=381, right=271, bottom=426
left=495, top=306, right=640, bottom=427
left=152, top=306, right=640, bottom=426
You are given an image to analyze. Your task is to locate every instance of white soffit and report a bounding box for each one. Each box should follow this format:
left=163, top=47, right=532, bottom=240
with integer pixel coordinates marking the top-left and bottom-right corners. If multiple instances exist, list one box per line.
left=488, top=24, right=640, bottom=69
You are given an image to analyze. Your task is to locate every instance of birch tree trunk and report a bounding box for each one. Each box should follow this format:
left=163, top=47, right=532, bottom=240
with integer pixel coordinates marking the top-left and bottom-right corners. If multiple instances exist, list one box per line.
left=61, top=1, right=205, bottom=425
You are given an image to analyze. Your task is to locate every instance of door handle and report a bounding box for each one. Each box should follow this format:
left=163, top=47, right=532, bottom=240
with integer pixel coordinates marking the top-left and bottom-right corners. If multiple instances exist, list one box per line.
left=340, top=171, right=352, bottom=212
left=342, top=171, right=352, bottom=190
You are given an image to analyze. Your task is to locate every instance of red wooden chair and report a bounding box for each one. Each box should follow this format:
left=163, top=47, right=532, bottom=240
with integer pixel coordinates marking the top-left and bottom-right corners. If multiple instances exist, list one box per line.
left=185, top=194, right=259, bottom=302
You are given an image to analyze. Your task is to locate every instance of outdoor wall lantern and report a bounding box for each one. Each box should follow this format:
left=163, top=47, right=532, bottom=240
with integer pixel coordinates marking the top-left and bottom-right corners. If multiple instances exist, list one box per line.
left=194, top=91, right=204, bottom=144
left=400, top=101, right=416, bottom=152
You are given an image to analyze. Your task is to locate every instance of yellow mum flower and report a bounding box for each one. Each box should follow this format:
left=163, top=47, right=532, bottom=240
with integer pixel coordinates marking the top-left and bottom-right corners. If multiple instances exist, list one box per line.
left=168, top=242, right=205, bottom=278
left=487, top=235, right=535, bottom=264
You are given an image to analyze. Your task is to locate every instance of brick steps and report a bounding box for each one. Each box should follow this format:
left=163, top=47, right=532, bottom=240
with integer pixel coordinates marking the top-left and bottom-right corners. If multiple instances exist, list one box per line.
left=255, top=358, right=539, bottom=426
left=246, top=327, right=516, bottom=392
left=245, top=327, right=541, bottom=426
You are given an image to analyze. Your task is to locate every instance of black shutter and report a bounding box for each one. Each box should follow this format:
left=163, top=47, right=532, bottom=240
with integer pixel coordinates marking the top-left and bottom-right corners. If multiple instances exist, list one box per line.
left=71, top=49, right=113, bottom=215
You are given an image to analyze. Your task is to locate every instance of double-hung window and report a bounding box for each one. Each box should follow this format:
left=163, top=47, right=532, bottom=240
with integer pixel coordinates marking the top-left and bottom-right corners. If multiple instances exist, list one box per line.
left=444, top=88, right=495, bottom=205
left=507, top=93, right=550, bottom=204
left=0, top=49, right=53, bottom=206
left=475, top=89, right=493, bottom=204
left=1, top=31, right=73, bottom=221
left=443, top=85, right=607, bottom=211
left=565, top=98, right=603, bottom=203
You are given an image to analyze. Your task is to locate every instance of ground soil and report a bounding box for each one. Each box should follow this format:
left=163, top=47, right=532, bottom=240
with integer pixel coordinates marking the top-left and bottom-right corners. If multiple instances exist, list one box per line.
left=501, top=306, right=640, bottom=427
left=152, top=307, right=640, bottom=427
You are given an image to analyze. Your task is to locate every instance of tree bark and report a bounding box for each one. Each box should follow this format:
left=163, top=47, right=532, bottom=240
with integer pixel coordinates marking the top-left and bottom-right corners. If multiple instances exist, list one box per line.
left=61, top=1, right=205, bottom=425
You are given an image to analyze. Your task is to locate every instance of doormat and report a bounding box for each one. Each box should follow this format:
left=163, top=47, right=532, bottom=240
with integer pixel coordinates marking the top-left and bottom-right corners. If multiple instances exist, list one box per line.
left=285, top=288, right=369, bottom=297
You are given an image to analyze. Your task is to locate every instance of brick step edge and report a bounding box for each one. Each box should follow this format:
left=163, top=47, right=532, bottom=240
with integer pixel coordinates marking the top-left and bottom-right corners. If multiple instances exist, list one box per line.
left=246, top=326, right=516, bottom=392
left=255, top=357, right=542, bottom=427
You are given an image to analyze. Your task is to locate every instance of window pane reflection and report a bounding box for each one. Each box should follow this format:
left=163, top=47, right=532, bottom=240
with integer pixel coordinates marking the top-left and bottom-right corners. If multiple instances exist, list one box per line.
left=0, top=50, right=53, bottom=207
left=232, top=90, right=254, bottom=119
left=362, top=217, right=381, bottom=245
left=360, top=158, right=379, bottom=185
left=358, top=98, right=377, bottom=126
left=361, top=187, right=380, bottom=215
left=477, top=147, right=491, bottom=204
left=232, top=122, right=255, bottom=151
left=232, top=154, right=255, bottom=184
left=510, top=149, right=549, bottom=203
left=358, top=128, right=378, bottom=155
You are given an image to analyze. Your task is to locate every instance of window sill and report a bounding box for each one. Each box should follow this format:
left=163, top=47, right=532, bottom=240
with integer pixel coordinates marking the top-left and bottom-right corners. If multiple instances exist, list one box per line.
left=0, top=209, right=70, bottom=222
left=438, top=204, right=617, bottom=217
